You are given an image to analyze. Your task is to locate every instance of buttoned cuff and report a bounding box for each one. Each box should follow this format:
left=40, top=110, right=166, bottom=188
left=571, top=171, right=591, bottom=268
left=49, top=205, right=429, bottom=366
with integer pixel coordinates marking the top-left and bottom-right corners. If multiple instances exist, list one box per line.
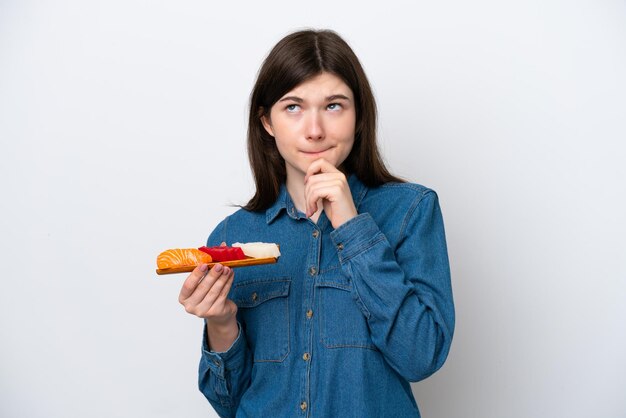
left=200, top=321, right=245, bottom=379
left=330, top=213, right=385, bottom=263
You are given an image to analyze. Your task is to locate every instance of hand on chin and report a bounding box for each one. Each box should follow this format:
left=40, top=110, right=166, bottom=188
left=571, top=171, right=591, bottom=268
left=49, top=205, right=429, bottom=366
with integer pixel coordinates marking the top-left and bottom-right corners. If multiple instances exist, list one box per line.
left=304, top=159, right=357, bottom=229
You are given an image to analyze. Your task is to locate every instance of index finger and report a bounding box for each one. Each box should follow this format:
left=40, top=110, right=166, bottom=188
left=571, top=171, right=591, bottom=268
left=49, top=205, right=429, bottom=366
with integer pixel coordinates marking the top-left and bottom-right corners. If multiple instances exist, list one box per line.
left=179, top=263, right=209, bottom=302
left=304, top=158, right=339, bottom=183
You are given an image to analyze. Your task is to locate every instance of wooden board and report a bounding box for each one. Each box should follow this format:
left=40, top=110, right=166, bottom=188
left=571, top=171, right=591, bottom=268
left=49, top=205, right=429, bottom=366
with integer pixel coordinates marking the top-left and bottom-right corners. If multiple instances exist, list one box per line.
left=156, top=257, right=278, bottom=275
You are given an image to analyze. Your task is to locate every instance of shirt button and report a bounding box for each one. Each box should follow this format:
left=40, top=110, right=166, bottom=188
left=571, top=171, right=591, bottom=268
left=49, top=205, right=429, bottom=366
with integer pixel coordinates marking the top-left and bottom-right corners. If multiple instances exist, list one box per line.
left=251, top=292, right=258, bottom=302
left=312, top=230, right=319, bottom=238
left=302, top=352, right=310, bottom=361
left=308, top=266, right=317, bottom=276
left=337, top=243, right=344, bottom=251
left=306, top=309, right=313, bottom=319
left=300, top=401, right=308, bottom=411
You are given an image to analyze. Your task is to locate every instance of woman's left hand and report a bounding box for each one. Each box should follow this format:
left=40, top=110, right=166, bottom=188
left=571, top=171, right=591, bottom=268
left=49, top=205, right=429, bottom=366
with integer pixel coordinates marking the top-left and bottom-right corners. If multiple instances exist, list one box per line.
left=304, top=158, right=358, bottom=229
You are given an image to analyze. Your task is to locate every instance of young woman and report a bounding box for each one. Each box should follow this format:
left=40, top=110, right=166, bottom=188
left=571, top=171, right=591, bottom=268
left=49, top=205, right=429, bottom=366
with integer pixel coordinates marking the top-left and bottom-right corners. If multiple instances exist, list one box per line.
left=178, top=29, right=455, bottom=418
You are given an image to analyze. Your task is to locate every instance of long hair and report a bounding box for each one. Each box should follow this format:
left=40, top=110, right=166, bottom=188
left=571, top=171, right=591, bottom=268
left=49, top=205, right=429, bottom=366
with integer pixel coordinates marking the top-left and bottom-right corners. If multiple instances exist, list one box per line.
left=244, top=29, right=403, bottom=211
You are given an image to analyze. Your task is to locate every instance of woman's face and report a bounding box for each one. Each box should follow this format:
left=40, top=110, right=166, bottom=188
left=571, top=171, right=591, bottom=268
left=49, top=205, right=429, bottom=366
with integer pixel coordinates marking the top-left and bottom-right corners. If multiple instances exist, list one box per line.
left=261, top=72, right=356, bottom=181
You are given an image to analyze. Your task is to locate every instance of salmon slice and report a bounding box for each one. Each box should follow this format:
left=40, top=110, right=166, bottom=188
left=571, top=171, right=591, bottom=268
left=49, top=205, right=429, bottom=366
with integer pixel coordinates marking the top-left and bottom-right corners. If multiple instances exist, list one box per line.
left=157, top=248, right=213, bottom=269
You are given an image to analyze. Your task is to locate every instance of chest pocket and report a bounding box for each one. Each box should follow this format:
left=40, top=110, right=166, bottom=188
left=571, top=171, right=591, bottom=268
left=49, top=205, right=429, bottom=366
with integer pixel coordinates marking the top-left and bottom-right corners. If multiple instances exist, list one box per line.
left=231, top=278, right=291, bottom=362
left=316, top=270, right=377, bottom=350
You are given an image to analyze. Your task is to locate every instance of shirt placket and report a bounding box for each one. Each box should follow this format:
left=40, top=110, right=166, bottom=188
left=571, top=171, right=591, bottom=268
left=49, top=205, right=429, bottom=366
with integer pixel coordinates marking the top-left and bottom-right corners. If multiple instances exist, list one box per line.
left=297, top=219, right=320, bottom=416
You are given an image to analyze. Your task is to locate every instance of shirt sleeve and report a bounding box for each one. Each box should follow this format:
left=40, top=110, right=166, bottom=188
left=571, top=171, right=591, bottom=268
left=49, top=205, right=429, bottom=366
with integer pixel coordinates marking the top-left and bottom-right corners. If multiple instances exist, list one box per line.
left=198, top=321, right=252, bottom=417
left=329, top=189, right=455, bottom=382
left=197, top=217, right=253, bottom=417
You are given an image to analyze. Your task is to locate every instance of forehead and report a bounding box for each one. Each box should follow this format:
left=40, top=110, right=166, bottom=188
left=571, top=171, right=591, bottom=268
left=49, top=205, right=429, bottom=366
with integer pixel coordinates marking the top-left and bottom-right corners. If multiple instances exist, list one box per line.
left=282, top=72, right=353, bottom=99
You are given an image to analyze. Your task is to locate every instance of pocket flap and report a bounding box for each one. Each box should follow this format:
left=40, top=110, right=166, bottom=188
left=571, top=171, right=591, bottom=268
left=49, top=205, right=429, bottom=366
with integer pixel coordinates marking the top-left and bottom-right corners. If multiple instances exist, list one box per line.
left=316, top=271, right=351, bottom=291
left=231, top=278, right=291, bottom=308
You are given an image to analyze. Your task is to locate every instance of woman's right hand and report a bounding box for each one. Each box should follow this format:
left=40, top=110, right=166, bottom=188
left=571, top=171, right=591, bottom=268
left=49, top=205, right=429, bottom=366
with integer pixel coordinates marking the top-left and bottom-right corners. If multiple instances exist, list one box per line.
left=179, top=263, right=239, bottom=350
left=179, top=263, right=237, bottom=322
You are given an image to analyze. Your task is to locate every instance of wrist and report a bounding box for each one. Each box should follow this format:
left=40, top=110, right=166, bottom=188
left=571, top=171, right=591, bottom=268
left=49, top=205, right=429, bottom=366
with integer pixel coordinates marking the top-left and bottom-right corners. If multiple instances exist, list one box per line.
left=206, top=315, right=237, bottom=334
left=332, top=206, right=358, bottom=229
left=205, top=317, right=239, bottom=352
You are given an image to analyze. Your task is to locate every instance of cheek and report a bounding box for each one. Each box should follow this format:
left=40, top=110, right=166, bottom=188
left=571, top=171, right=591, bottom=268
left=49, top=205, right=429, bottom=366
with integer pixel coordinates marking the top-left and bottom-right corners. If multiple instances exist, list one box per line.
left=270, top=117, right=299, bottom=142
left=338, top=116, right=356, bottom=146
left=341, top=140, right=355, bottom=161
left=273, top=138, right=293, bottom=161
left=337, top=111, right=356, bottom=137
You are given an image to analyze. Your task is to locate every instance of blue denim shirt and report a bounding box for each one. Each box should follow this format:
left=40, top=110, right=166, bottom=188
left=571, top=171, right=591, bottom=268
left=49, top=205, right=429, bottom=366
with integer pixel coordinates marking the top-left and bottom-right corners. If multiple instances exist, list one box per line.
left=198, top=175, right=454, bottom=418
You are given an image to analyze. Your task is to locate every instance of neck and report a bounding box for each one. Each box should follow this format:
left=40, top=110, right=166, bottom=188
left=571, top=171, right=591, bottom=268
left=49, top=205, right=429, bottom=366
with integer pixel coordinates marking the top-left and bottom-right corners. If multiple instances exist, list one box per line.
left=286, top=172, right=306, bottom=212
left=286, top=172, right=322, bottom=220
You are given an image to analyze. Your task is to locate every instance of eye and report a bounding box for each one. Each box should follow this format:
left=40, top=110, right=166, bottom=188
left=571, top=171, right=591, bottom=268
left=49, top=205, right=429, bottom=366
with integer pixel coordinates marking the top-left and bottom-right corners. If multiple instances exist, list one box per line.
left=327, top=103, right=342, bottom=111
left=286, top=104, right=300, bottom=113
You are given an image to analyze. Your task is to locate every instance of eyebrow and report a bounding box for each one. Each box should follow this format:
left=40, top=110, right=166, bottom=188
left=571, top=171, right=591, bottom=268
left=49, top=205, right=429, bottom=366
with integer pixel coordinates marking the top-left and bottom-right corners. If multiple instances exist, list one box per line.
left=278, top=94, right=352, bottom=103
left=327, top=94, right=351, bottom=102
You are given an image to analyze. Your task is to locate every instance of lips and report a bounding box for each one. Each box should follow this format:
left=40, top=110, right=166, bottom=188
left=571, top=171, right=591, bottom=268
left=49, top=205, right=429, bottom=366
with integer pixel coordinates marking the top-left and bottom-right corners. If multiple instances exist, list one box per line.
left=300, top=147, right=332, bottom=155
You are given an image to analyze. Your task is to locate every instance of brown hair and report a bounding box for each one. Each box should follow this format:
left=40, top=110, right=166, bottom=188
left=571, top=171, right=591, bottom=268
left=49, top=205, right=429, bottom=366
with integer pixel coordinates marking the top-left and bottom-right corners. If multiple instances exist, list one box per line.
left=244, top=29, right=403, bottom=211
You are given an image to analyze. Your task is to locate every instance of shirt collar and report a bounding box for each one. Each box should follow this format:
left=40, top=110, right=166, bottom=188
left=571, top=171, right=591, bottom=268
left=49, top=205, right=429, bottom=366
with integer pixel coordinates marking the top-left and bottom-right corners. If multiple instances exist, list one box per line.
left=265, top=184, right=292, bottom=224
left=265, top=174, right=368, bottom=224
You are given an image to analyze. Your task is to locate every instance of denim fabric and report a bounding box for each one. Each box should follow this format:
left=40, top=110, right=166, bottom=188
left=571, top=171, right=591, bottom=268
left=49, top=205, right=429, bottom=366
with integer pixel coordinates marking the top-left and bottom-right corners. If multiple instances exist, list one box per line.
left=198, top=175, right=455, bottom=418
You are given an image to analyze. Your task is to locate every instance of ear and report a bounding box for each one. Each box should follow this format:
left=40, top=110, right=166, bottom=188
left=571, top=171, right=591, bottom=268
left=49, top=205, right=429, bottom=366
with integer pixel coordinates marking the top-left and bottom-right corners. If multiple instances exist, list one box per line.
left=260, top=111, right=275, bottom=137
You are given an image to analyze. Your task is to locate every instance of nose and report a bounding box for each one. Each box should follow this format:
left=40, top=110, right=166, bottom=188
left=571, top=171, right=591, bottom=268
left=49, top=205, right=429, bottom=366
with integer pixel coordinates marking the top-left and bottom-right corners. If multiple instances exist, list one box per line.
left=305, top=111, right=324, bottom=141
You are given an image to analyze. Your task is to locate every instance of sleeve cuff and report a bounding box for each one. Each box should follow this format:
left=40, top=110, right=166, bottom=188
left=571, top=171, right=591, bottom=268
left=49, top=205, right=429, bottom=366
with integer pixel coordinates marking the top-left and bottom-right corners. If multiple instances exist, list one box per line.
left=330, top=213, right=386, bottom=263
left=200, top=321, right=245, bottom=378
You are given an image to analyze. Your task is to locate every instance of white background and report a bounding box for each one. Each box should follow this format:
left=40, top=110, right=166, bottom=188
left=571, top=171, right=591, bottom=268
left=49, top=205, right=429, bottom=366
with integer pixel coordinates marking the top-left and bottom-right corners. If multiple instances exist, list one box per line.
left=1, top=1, right=625, bottom=417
